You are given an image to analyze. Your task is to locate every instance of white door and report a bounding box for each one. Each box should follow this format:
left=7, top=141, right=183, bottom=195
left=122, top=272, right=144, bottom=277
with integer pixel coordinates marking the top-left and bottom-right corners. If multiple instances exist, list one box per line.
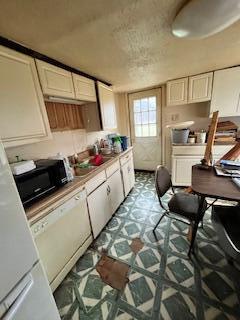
left=129, top=88, right=162, bottom=170
left=108, top=169, right=124, bottom=215
left=87, top=181, right=111, bottom=238
left=0, top=142, right=38, bottom=302
left=121, top=161, right=131, bottom=196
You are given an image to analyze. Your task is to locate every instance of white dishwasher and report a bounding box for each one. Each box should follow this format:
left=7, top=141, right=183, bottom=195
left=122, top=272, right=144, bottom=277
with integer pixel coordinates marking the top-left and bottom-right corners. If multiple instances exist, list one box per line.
left=31, top=188, right=92, bottom=291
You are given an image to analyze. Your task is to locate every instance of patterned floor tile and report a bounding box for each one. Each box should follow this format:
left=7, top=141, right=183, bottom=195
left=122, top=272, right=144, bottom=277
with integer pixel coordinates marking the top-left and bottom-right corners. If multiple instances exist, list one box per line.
left=142, top=225, right=165, bottom=248
left=134, top=197, right=153, bottom=210
left=145, top=211, right=167, bottom=228
left=105, top=216, right=123, bottom=232
left=128, top=207, right=148, bottom=223
left=165, top=254, right=195, bottom=290
left=54, top=277, right=76, bottom=319
left=73, top=250, right=100, bottom=278
left=160, top=285, right=196, bottom=320
left=91, top=231, right=114, bottom=252
left=134, top=244, right=161, bottom=274
left=168, top=233, right=190, bottom=255
left=170, top=220, right=189, bottom=235
left=203, top=303, right=238, bottom=320
left=201, top=267, right=239, bottom=311
left=109, top=236, right=134, bottom=263
left=75, top=268, right=117, bottom=314
left=122, top=270, right=157, bottom=317
left=197, top=241, right=227, bottom=267
left=115, top=308, right=138, bottom=320
left=115, top=204, right=131, bottom=218
left=119, top=219, right=144, bottom=238
left=78, top=300, right=113, bottom=320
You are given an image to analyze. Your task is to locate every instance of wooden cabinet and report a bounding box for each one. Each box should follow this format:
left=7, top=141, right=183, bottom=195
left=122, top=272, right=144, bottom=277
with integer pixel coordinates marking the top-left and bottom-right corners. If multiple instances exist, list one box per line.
left=81, top=102, right=102, bottom=132
left=72, top=74, right=96, bottom=101
left=0, top=45, right=51, bottom=147
left=172, top=156, right=202, bottom=186
left=45, top=102, right=84, bottom=131
left=97, top=81, right=117, bottom=130
left=210, top=67, right=240, bottom=117
left=121, top=154, right=135, bottom=196
left=107, top=169, right=124, bottom=214
left=36, top=60, right=75, bottom=99
left=87, top=181, right=111, bottom=238
left=188, top=72, right=213, bottom=103
left=166, top=77, right=188, bottom=106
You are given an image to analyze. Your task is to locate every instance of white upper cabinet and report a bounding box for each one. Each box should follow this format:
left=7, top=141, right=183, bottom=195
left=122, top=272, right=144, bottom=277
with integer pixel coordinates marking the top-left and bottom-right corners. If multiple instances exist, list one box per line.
left=188, top=72, right=213, bottom=103
left=36, top=60, right=75, bottom=98
left=72, top=74, right=96, bottom=101
left=97, top=81, right=117, bottom=130
left=166, top=77, right=188, bottom=106
left=210, top=67, right=240, bottom=117
left=0, top=46, right=51, bottom=147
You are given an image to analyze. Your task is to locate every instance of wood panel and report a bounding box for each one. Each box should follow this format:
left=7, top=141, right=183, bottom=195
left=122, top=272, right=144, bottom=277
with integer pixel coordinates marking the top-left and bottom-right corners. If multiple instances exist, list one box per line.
left=45, top=101, right=84, bottom=131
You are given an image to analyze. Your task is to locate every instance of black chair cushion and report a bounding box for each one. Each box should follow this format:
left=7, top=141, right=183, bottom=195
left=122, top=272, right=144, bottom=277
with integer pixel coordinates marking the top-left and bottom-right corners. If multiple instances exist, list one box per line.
left=168, top=192, right=206, bottom=221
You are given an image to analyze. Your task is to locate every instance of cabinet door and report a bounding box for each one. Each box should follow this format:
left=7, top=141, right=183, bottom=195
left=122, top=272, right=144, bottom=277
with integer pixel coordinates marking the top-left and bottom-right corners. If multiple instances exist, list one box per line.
left=0, top=46, right=51, bottom=147
left=108, top=169, right=124, bottom=215
left=97, top=81, right=117, bottom=130
left=87, top=182, right=111, bottom=238
left=36, top=60, right=75, bottom=99
left=188, top=72, right=213, bottom=103
left=166, top=77, right=188, bottom=106
left=121, top=161, right=132, bottom=196
left=172, top=156, right=202, bottom=186
left=72, top=74, right=96, bottom=101
left=210, top=67, right=240, bottom=117
left=128, top=156, right=135, bottom=190
left=81, top=102, right=102, bottom=132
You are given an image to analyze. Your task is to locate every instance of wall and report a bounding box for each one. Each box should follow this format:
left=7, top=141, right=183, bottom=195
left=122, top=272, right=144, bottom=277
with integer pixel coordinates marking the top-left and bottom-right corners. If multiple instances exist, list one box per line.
left=6, top=129, right=111, bottom=162
left=114, top=93, right=130, bottom=136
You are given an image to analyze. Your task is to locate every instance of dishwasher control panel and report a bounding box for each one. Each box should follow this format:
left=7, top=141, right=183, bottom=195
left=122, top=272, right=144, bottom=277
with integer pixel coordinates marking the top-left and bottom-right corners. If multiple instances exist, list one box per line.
left=31, top=189, right=86, bottom=238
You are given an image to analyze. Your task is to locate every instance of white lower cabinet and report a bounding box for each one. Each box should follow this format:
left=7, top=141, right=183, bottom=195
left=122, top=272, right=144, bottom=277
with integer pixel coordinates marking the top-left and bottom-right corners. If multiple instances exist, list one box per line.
left=172, top=156, right=202, bottom=186
left=87, top=181, right=111, bottom=238
left=121, top=156, right=135, bottom=196
left=108, top=169, right=124, bottom=214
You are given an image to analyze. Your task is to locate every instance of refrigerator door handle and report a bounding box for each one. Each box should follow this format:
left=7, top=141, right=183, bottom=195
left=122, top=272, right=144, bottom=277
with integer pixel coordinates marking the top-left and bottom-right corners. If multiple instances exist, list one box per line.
left=2, top=277, right=33, bottom=320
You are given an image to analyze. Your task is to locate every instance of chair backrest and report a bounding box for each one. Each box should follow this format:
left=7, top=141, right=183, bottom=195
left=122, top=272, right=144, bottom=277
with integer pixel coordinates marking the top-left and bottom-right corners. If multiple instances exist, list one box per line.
left=155, top=165, right=172, bottom=198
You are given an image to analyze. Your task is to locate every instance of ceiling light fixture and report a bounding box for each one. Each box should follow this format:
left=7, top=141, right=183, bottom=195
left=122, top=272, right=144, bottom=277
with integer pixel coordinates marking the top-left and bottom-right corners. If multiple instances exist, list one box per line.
left=172, top=0, right=240, bottom=39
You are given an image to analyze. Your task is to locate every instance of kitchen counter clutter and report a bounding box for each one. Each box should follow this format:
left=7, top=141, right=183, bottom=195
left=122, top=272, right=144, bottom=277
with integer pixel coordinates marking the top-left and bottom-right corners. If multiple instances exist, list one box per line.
left=27, top=147, right=134, bottom=292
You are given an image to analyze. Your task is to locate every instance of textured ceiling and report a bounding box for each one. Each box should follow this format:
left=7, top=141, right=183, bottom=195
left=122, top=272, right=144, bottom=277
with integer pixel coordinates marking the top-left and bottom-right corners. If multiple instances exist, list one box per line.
left=0, top=0, right=240, bottom=92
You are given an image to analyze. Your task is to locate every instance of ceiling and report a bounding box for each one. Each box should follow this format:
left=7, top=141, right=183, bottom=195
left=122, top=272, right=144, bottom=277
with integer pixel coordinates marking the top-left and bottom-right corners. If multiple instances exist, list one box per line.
left=0, top=0, right=240, bottom=92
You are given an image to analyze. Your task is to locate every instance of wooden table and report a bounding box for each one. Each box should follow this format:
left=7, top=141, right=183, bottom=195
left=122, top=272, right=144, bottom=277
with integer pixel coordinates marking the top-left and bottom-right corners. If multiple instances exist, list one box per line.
left=191, top=165, right=240, bottom=202
left=187, top=165, right=240, bottom=251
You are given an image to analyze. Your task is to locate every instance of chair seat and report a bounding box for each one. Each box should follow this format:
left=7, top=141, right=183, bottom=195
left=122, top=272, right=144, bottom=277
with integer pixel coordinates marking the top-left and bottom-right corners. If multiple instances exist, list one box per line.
left=168, top=192, right=206, bottom=221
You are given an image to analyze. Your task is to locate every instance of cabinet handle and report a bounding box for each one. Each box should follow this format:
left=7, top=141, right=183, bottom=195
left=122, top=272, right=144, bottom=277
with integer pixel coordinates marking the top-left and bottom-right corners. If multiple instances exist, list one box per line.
left=107, top=185, right=111, bottom=195
left=75, top=196, right=80, bottom=200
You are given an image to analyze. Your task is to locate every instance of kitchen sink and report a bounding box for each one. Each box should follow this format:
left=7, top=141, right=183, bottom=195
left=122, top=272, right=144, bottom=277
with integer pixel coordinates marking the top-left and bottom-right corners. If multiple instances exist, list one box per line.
left=74, top=156, right=114, bottom=177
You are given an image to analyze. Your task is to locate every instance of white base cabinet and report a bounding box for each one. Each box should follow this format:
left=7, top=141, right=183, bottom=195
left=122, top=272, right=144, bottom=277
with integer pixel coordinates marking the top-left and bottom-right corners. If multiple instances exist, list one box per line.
left=108, top=169, right=124, bottom=214
left=121, top=154, right=135, bottom=196
left=87, top=181, right=111, bottom=238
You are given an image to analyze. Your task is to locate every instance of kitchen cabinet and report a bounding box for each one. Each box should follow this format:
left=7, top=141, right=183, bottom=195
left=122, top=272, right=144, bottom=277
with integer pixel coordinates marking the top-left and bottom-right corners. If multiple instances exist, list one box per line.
left=72, top=74, right=96, bottom=101
left=0, top=45, right=51, bottom=148
left=121, top=154, right=135, bottom=196
left=97, top=81, right=117, bottom=130
left=166, top=77, right=188, bottom=106
left=107, top=168, right=124, bottom=214
left=171, top=145, right=233, bottom=186
left=87, top=181, right=111, bottom=238
left=36, top=60, right=75, bottom=99
left=81, top=102, right=102, bottom=132
left=188, top=72, right=213, bottom=103
left=45, top=102, right=84, bottom=131
left=210, top=67, right=240, bottom=117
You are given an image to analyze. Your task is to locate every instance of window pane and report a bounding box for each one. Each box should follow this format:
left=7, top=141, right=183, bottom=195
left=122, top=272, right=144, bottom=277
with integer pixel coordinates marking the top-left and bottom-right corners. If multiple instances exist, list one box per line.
left=134, top=112, right=141, bottom=125
left=149, top=124, right=157, bottom=136
left=140, top=98, right=148, bottom=112
left=135, top=125, right=142, bottom=137
left=149, top=111, right=156, bottom=124
left=141, top=111, right=148, bottom=124
left=142, top=124, right=149, bottom=136
left=134, top=100, right=140, bottom=112
left=149, top=96, right=156, bottom=110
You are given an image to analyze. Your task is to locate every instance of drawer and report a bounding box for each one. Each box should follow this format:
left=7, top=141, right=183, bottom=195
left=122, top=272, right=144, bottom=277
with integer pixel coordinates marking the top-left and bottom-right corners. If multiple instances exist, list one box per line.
left=106, top=160, right=120, bottom=178
left=85, top=170, right=106, bottom=195
left=120, top=151, right=133, bottom=166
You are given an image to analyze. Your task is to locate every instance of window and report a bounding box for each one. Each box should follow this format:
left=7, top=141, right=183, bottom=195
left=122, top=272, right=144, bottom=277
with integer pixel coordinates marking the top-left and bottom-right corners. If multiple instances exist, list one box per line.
left=133, top=96, right=157, bottom=137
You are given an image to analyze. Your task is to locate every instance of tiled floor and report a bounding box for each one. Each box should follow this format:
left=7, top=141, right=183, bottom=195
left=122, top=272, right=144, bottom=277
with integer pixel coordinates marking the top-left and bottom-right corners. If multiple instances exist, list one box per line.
left=54, top=171, right=240, bottom=320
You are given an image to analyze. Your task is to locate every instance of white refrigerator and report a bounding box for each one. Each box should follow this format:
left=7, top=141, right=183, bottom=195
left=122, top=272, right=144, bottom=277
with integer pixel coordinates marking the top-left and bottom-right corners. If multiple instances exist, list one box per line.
left=0, top=141, right=60, bottom=320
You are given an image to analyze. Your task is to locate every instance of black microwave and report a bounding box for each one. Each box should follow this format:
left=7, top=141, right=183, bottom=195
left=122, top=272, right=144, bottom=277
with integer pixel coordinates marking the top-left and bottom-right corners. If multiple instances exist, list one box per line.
left=14, top=159, right=68, bottom=207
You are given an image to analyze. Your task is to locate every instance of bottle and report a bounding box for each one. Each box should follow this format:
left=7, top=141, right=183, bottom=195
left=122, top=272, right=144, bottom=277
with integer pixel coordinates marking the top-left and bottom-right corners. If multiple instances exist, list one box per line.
left=113, top=137, right=122, bottom=154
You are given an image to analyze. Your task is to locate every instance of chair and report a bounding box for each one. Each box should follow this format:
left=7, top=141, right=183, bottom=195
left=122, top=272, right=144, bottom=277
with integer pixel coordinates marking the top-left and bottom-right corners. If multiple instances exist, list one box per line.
left=153, top=165, right=207, bottom=256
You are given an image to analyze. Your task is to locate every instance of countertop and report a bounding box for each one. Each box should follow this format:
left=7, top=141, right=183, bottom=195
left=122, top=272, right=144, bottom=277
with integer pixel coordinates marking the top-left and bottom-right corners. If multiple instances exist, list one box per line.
left=26, top=147, right=133, bottom=225
left=172, top=142, right=236, bottom=146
